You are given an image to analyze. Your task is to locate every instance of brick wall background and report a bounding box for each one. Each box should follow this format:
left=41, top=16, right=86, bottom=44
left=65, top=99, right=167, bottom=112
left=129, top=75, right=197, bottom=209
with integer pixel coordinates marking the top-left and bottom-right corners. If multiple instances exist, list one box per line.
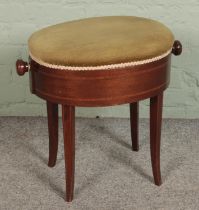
left=0, top=0, right=198, bottom=118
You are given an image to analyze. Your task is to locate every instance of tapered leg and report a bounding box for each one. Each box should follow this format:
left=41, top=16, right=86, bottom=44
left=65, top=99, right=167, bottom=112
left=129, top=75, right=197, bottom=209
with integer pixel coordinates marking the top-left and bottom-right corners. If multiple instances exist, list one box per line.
left=130, top=102, right=139, bottom=151
left=62, top=105, right=75, bottom=202
left=150, top=92, right=163, bottom=186
left=47, top=101, right=58, bottom=167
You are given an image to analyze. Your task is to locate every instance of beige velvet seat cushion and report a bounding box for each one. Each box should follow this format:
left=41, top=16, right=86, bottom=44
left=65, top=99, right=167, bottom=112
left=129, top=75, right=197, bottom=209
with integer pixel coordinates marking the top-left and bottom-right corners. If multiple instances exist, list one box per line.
left=28, top=16, right=174, bottom=70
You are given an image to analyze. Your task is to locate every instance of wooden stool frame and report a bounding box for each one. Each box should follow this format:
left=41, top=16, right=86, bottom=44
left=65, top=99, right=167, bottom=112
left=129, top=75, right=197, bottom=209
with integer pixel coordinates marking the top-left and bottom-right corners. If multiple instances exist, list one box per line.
left=16, top=40, right=182, bottom=202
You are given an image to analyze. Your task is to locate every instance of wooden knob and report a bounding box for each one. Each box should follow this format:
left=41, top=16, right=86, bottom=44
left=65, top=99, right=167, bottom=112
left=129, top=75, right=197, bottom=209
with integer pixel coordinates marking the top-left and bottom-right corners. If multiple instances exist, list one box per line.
left=172, top=40, right=182, bottom=56
left=16, top=59, right=29, bottom=76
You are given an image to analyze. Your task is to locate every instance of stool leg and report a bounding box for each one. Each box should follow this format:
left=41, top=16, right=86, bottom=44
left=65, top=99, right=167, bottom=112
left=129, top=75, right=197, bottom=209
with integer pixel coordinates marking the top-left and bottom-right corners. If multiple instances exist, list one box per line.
left=62, top=105, right=75, bottom=202
left=130, top=102, right=139, bottom=151
left=150, top=92, right=163, bottom=186
left=47, top=101, right=58, bottom=167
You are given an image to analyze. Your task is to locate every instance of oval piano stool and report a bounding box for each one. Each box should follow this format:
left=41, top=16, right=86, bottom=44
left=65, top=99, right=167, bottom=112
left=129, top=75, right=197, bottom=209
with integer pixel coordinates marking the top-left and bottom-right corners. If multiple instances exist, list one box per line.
left=16, top=40, right=182, bottom=202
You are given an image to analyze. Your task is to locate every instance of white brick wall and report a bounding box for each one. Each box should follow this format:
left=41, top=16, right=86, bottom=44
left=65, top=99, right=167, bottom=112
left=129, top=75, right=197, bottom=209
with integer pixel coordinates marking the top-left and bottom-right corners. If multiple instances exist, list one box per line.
left=0, top=0, right=198, bottom=118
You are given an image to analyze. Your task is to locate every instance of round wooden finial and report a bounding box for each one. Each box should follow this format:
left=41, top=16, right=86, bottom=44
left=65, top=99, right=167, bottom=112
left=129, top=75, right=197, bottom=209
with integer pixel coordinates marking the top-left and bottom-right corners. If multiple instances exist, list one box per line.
left=172, top=40, right=182, bottom=56
left=16, top=59, right=29, bottom=76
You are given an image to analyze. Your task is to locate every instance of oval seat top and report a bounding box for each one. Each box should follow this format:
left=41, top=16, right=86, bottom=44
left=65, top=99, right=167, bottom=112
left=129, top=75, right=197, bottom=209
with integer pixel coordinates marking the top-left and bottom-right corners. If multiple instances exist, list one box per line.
left=28, top=16, right=174, bottom=70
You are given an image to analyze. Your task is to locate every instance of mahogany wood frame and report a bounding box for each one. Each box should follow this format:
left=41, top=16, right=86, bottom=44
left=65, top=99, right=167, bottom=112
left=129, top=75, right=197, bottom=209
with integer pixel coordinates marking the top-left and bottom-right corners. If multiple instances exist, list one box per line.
left=16, top=40, right=182, bottom=202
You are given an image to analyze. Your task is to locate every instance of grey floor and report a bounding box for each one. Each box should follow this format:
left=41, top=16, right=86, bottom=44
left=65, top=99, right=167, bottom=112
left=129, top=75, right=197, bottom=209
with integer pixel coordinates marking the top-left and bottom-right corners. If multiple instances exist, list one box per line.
left=0, top=117, right=198, bottom=210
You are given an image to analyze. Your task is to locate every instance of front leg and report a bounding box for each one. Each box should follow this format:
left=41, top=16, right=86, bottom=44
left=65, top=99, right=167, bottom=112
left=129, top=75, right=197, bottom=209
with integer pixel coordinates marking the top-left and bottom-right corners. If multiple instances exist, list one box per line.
left=150, top=92, right=163, bottom=186
left=62, top=105, right=75, bottom=202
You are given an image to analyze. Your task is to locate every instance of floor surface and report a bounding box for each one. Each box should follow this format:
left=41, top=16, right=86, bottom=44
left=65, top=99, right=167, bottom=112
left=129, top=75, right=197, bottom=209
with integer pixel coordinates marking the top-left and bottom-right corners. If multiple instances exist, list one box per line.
left=0, top=117, right=198, bottom=210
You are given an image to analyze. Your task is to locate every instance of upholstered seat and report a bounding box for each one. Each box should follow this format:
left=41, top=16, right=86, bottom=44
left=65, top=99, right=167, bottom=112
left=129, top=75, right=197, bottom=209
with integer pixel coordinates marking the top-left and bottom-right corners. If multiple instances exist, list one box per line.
left=28, top=16, right=174, bottom=70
